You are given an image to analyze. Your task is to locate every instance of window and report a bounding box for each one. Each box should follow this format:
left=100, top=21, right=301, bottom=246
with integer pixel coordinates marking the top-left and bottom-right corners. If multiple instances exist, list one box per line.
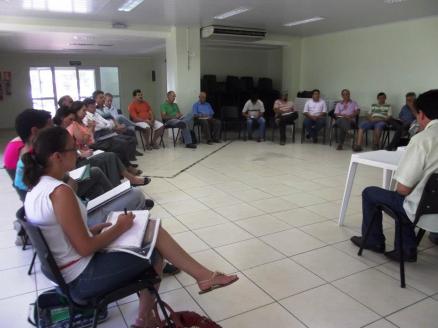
left=29, top=66, right=118, bottom=115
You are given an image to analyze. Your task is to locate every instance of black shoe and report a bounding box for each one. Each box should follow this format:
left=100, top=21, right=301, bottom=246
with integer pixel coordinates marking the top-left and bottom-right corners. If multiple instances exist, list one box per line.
left=213, top=139, right=221, bottom=143
left=131, top=176, right=151, bottom=187
left=312, top=137, right=318, bottom=143
left=384, top=249, right=417, bottom=262
left=306, top=133, right=311, bottom=139
left=135, top=150, right=144, bottom=156
left=130, top=163, right=139, bottom=168
left=186, top=143, right=197, bottom=149
left=144, top=199, right=154, bottom=210
left=280, top=140, right=286, bottom=145
left=350, top=236, right=386, bottom=253
left=163, top=263, right=180, bottom=276
left=207, top=140, right=213, bottom=145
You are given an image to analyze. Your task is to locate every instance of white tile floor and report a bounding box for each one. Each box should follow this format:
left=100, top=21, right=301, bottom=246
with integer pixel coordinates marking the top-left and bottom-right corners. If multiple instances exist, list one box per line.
left=1, top=131, right=438, bottom=327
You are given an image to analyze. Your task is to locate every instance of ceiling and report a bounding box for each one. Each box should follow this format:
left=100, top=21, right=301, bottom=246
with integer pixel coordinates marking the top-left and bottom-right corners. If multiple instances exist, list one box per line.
left=0, top=0, right=437, bottom=54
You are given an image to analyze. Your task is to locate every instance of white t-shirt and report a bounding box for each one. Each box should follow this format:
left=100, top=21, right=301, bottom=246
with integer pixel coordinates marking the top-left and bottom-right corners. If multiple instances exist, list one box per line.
left=83, top=111, right=115, bottom=131
left=25, top=176, right=93, bottom=283
left=303, top=99, right=327, bottom=116
left=242, top=100, right=265, bottom=117
left=394, top=120, right=438, bottom=222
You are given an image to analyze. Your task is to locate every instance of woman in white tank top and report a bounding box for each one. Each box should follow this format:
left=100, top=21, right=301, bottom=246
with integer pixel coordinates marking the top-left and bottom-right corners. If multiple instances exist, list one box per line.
left=23, top=127, right=238, bottom=328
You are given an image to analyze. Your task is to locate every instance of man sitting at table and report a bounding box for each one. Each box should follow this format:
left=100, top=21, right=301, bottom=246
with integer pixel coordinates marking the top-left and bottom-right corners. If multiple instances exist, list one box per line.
left=350, top=89, right=438, bottom=262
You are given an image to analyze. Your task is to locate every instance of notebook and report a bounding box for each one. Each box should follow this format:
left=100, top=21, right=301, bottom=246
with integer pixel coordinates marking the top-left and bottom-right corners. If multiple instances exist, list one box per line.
left=69, top=164, right=91, bottom=182
left=103, top=210, right=159, bottom=260
left=86, top=181, right=132, bottom=212
left=87, top=149, right=104, bottom=159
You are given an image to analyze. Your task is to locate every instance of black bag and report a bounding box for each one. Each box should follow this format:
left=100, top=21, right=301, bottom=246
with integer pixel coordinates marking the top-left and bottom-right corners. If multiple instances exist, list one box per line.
left=28, top=289, right=108, bottom=328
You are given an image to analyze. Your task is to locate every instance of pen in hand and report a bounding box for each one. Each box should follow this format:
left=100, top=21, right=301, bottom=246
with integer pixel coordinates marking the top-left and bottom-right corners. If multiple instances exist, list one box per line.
left=124, top=208, right=127, bottom=215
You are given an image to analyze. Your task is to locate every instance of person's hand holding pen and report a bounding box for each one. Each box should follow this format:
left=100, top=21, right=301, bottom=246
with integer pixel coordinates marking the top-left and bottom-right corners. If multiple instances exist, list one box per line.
left=116, top=208, right=135, bottom=232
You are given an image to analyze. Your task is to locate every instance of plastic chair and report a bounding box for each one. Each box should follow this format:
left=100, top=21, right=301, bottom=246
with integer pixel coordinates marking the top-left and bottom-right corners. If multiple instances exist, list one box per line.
left=220, top=106, right=244, bottom=141
left=359, top=173, right=438, bottom=288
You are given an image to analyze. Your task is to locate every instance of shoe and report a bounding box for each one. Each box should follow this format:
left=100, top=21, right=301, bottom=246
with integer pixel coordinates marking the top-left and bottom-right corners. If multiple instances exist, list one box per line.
left=146, top=145, right=153, bottom=151
left=131, top=176, right=151, bottom=187
left=131, top=163, right=139, bottom=168
left=352, top=145, right=363, bottom=152
left=350, top=236, right=386, bottom=253
left=144, top=199, right=154, bottom=210
left=213, top=139, right=221, bottom=143
left=152, top=144, right=160, bottom=149
left=336, top=144, right=343, bottom=150
left=198, top=272, right=239, bottom=295
left=384, top=249, right=417, bottom=262
left=372, top=144, right=380, bottom=151
left=207, top=140, right=213, bottom=145
left=312, top=137, right=318, bottom=143
left=134, top=150, right=143, bottom=156
left=186, top=143, right=197, bottom=149
left=257, top=138, right=261, bottom=142
left=163, top=263, right=180, bottom=276
left=280, top=140, right=286, bottom=145
left=306, top=133, right=311, bottom=139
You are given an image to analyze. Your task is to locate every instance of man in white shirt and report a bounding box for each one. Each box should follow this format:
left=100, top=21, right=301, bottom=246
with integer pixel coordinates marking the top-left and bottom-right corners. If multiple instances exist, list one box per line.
left=303, top=89, right=327, bottom=143
left=351, top=89, right=438, bottom=262
left=242, top=95, right=266, bottom=142
left=273, top=92, right=298, bottom=145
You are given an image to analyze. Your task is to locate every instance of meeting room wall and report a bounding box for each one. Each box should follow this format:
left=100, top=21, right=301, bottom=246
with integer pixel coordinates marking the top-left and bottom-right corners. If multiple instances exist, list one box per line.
left=0, top=53, right=156, bottom=129
left=201, top=46, right=283, bottom=91
left=300, top=15, right=438, bottom=116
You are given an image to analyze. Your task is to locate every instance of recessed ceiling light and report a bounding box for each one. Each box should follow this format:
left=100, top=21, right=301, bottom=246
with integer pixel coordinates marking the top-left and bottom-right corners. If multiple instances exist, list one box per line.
left=214, top=7, right=250, bottom=20
left=22, top=0, right=91, bottom=13
left=283, top=17, right=325, bottom=27
left=384, top=0, right=408, bottom=4
left=118, top=0, right=144, bottom=12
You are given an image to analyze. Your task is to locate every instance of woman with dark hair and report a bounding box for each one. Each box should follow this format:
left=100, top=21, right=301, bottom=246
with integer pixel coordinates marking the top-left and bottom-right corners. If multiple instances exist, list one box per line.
left=67, top=101, right=141, bottom=175
left=23, top=126, right=238, bottom=328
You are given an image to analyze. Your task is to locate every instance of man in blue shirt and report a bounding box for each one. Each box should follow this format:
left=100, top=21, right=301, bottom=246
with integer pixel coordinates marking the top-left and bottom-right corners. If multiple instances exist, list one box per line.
left=386, top=92, right=417, bottom=150
left=192, top=91, right=221, bottom=144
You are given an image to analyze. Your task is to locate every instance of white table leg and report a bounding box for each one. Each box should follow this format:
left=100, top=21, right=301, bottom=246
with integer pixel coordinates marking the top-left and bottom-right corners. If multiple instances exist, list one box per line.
left=382, top=169, right=393, bottom=189
left=338, top=160, right=358, bottom=226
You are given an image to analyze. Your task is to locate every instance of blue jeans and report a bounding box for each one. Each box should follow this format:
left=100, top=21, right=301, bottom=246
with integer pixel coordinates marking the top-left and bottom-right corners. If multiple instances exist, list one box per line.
left=359, top=120, right=387, bottom=131
left=247, top=117, right=265, bottom=139
left=164, top=113, right=193, bottom=145
left=361, top=186, right=416, bottom=252
left=115, top=115, right=136, bottom=132
left=303, top=117, right=326, bottom=138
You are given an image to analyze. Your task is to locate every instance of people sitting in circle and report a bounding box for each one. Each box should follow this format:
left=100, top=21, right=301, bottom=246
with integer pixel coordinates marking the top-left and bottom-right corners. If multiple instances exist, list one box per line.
left=242, top=94, right=266, bottom=142
left=160, top=91, right=197, bottom=149
left=128, top=89, right=165, bottom=150
left=385, top=92, right=417, bottom=151
left=353, top=92, right=392, bottom=152
left=273, top=92, right=298, bottom=145
left=22, top=126, right=239, bottom=328
left=192, top=91, right=221, bottom=145
left=303, top=89, right=327, bottom=143
left=333, top=89, right=360, bottom=150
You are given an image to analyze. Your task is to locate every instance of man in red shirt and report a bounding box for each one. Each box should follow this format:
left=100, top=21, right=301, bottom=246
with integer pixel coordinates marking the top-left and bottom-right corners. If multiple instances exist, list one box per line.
left=128, top=89, right=164, bottom=150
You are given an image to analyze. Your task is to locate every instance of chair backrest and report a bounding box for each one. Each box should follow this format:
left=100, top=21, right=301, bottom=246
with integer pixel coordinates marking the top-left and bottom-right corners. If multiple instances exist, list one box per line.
left=220, top=106, right=240, bottom=120
left=257, top=78, right=273, bottom=92
left=18, top=213, right=72, bottom=300
left=415, top=173, right=438, bottom=231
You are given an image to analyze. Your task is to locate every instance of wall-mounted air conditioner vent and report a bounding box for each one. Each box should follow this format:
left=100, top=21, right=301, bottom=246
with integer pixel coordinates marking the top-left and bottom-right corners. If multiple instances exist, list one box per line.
left=201, top=25, right=266, bottom=42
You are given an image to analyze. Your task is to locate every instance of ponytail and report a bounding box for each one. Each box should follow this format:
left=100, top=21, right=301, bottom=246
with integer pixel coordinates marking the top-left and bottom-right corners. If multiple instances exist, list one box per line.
left=22, top=151, right=46, bottom=188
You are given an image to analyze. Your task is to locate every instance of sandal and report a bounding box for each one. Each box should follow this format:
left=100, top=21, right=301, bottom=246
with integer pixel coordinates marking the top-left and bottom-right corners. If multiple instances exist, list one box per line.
left=131, top=176, right=151, bottom=187
left=197, top=271, right=239, bottom=295
left=130, top=317, right=158, bottom=328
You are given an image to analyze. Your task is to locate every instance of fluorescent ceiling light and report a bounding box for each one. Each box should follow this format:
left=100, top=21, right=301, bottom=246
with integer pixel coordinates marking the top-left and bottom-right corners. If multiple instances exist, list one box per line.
left=22, top=0, right=91, bottom=13
left=214, top=7, right=250, bottom=20
left=284, top=17, right=325, bottom=27
left=384, top=0, right=407, bottom=4
left=118, top=0, right=144, bottom=12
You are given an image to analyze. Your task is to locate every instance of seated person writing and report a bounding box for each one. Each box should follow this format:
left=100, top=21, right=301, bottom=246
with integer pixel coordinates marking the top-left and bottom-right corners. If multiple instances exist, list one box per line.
left=23, top=126, right=238, bottom=328
left=334, top=89, right=360, bottom=150
left=192, top=92, right=221, bottom=145
left=353, top=92, right=392, bottom=151
left=242, top=94, right=266, bottom=142
left=160, top=91, right=196, bottom=149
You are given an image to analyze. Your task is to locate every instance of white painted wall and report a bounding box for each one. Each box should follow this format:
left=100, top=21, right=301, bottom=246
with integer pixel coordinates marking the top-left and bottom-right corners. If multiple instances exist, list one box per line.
left=300, top=16, right=438, bottom=115
left=0, top=53, right=157, bottom=129
left=150, top=51, right=167, bottom=113
left=201, top=46, right=283, bottom=91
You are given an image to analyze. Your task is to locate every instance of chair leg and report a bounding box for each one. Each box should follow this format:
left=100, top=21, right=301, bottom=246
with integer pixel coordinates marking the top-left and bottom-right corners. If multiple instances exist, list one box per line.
left=91, top=308, right=99, bottom=328
left=28, top=251, right=37, bottom=275
left=171, top=129, right=176, bottom=147
left=150, top=287, right=174, bottom=328
left=322, top=126, right=326, bottom=144
left=358, top=209, right=378, bottom=256
left=398, top=220, right=406, bottom=288
left=292, top=124, right=296, bottom=143
left=416, top=229, right=426, bottom=246
left=329, top=125, right=333, bottom=146
left=68, top=306, right=75, bottom=328
left=138, top=130, right=146, bottom=151
left=301, top=124, right=305, bottom=144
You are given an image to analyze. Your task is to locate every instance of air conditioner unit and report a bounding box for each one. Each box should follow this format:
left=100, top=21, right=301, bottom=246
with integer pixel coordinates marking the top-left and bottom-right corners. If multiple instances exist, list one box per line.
left=201, top=25, right=266, bottom=42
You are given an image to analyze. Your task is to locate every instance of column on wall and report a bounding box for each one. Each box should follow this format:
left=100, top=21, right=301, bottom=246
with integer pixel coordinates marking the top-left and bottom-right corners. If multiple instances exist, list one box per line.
left=165, top=26, right=201, bottom=114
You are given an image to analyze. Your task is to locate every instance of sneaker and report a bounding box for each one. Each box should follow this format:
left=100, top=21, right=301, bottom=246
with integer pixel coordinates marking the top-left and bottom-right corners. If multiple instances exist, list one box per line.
left=384, top=249, right=417, bottom=262
left=350, top=236, right=385, bottom=253
left=163, top=263, right=180, bottom=276
left=186, top=143, right=197, bottom=149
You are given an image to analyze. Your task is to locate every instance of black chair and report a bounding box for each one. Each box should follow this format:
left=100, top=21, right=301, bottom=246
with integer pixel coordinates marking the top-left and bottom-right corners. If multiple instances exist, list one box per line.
left=359, top=173, right=438, bottom=288
left=364, top=124, right=395, bottom=149
left=19, top=213, right=174, bottom=328
left=329, top=109, right=361, bottom=146
left=193, top=118, right=202, bottom=144
left=163, top=124, right=181, bottom=148
left=271, top=116, right=296, bottom=143
left=301, top=117, right=327, bottom=144
left=129, top=115, right=147, bottom=151
left=220, top=106, right=244, bottom=141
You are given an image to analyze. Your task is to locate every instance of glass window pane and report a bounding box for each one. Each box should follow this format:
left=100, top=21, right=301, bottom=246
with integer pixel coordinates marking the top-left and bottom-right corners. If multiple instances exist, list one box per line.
left=29, top=67, right=54, bottom=98
left=79, top=69, right=96, bottom=99
left=112, top=96, right=121, bottom=110
left=54, top=67, right=78, bottom=100
left=100, top=67, right=119, bottom=96
left=32, top=99, right=56, bottom=115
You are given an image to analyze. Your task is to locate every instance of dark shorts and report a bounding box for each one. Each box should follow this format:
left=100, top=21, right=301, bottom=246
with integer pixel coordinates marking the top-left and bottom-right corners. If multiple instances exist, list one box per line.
left=68, top=250, right=159, bottom=301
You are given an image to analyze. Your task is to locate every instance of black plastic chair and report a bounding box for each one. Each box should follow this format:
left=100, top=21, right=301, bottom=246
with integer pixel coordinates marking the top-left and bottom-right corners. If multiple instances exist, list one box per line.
left=220, top=106, right=244, bottom=141
left=129, top=115, right=147, bottom=151
left=329, top=109, right=360, bottom=146
left=271, top=116, right=296, bottom=143
left=359, top=173, right=438, bottom=288
left=193, top=118, right=202, bottom=144
left=19, top=213, right=174, bottom=328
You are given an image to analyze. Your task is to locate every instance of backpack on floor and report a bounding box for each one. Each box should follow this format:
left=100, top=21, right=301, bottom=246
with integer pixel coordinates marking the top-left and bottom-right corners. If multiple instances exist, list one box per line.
left=28, top=289, right=108, bottom=328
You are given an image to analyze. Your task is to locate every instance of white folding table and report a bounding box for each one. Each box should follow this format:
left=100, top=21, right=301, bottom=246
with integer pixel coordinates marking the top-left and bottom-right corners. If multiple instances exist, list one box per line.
left=338, top=150, right=405, bottom=226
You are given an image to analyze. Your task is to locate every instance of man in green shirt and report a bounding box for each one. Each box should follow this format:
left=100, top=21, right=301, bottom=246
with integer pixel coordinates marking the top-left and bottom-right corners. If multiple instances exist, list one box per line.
left=160, top=91, right=196, bottom=149
left=353, top=92, right=392, bottom=151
